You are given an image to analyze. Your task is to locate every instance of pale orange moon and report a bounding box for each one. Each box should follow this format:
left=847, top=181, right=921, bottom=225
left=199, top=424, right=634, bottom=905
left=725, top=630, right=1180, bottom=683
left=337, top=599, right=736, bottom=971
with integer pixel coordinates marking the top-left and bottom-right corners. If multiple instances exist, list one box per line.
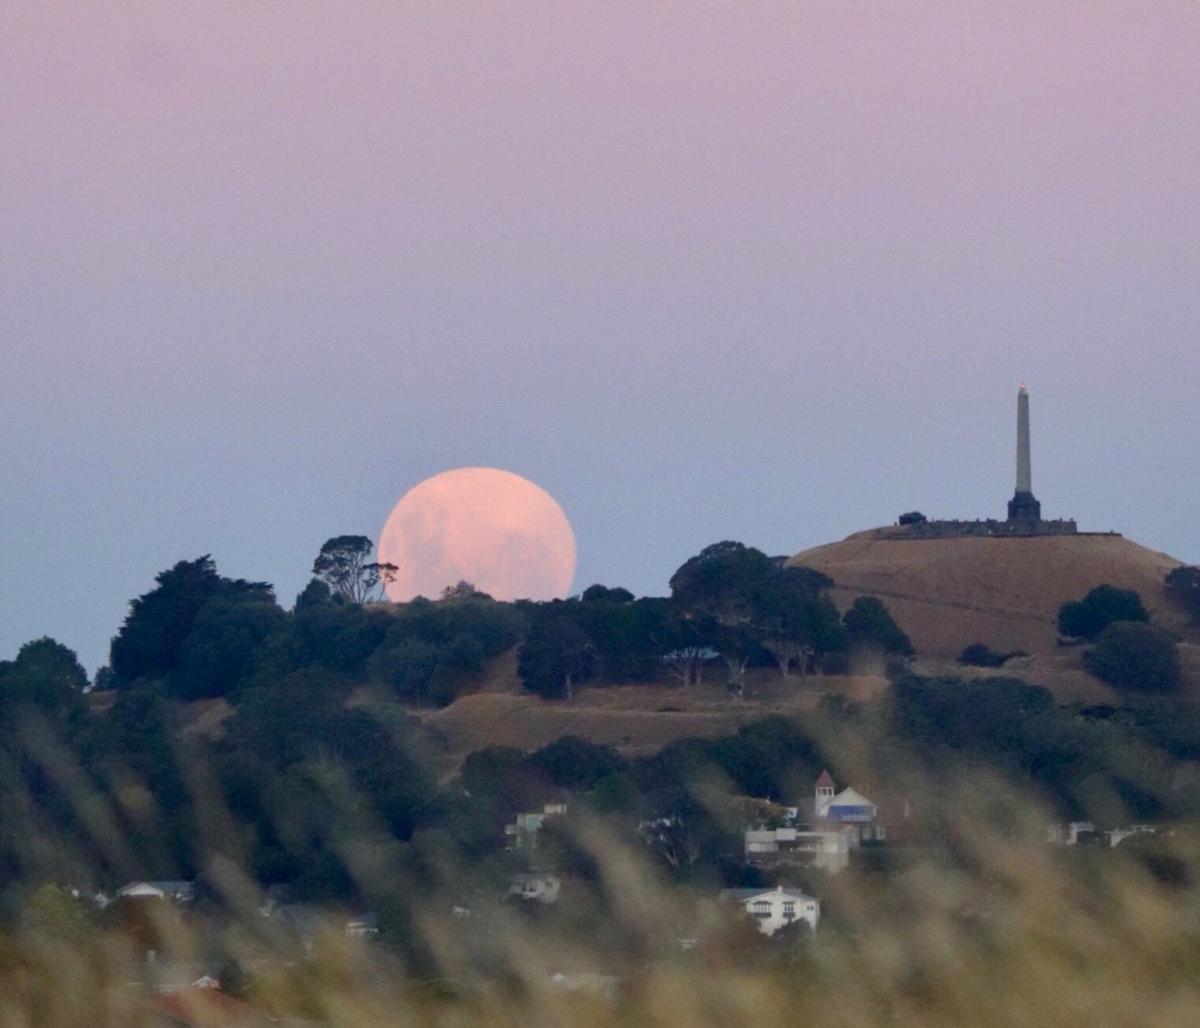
left=378, top=467, right=577, bottom=602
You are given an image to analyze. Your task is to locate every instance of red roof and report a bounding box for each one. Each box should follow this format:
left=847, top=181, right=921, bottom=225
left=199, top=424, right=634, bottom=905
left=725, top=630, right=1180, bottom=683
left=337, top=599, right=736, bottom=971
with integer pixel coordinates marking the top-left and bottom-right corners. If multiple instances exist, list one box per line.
left=815, top=770, right=835, bottom=788
left=148, top=988, right=273, bottom=1026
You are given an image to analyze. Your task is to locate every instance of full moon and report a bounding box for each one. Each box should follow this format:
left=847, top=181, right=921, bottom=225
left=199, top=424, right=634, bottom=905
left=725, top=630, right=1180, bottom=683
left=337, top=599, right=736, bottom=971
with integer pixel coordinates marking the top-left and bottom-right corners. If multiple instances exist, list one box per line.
left=378, top=467, right=577, bottom=602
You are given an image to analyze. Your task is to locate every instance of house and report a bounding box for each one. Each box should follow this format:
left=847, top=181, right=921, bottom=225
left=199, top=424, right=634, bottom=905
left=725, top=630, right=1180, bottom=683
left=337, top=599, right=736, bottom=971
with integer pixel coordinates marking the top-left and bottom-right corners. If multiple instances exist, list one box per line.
left=1107, top=825, right=1156, bottom=848
left=345, top=912, right=379, bottom=938
left=504, top=803, right=567, bottom=852
left=814, top=771, right=886, bottom=843
left=508, top=873, right=562, bottom=903
left=1047, top=822, right=1157, bottom=848
left=1047, top=821, right=1097, bottom=845
left=548, top=971, right=621, bottom=999
left=117, top=881, right=196, bottom=903
left=744, top=827, right=849, bottom=873
left=719, top=885, right=820, bottom=936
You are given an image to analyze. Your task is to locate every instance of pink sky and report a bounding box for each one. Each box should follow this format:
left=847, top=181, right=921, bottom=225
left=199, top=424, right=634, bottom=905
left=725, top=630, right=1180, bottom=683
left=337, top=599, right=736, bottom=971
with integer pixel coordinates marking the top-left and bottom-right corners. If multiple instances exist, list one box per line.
left=2, top=3, right=1197, bottom=668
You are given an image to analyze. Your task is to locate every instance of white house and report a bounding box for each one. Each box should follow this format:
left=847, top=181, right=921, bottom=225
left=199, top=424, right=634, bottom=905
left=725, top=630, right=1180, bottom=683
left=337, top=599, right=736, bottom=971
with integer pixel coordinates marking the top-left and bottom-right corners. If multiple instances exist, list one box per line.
left=745, top=827, right=849, bottom=873
left=719, top=885, right=820, bottom=936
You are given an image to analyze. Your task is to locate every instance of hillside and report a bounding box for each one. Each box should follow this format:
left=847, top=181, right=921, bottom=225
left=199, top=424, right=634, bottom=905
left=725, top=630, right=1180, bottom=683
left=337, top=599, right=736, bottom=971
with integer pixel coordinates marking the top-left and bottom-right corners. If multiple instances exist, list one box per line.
left=788, top=528, right=1193, bottom=660
left=416, top=669, right=892, bottom=765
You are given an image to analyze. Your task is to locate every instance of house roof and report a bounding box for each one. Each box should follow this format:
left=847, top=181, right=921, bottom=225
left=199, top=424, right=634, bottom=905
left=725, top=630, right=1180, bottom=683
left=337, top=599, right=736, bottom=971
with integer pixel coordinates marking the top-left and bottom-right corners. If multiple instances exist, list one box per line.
left=720, top=886, right=817, bottom=904
left=117, top=880, right=194, bottom=897
left=828, top=786, right=875, bottom=808
left=815, top=770, right=835, bottom=789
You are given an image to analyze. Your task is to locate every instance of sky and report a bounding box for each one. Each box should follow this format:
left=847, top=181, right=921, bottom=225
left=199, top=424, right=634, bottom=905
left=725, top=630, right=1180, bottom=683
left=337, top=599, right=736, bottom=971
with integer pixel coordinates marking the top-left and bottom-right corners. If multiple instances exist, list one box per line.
left=2, top=2, right=1198, bottom=673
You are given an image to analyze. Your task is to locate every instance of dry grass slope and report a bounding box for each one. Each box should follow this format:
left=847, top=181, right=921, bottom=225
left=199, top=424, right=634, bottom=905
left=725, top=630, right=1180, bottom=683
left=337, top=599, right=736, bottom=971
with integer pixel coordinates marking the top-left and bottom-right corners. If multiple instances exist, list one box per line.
left=417, top=669, right=891, bottom=765
left=788, top=528, right=1191, bottom=660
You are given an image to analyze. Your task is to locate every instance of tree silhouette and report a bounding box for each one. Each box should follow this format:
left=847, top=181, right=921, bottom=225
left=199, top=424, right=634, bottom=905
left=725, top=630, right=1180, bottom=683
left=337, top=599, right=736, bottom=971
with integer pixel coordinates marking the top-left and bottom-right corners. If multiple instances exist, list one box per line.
left=312, top=536, right=398, bottom=604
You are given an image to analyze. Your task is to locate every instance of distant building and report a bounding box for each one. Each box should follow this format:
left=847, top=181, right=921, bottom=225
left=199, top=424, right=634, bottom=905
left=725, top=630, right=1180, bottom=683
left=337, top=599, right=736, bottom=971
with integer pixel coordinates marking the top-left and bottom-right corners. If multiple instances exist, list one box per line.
left=508, top=873, right=562, bottom=904
left=1107, top=825, right=1156, bottom=848
left=719, top=885, right=820, bottom=936
left=116, top=881, right=196, bottom=903
left=745, top=827, right=849, bottom=873
left=745, top=772, right=892, bottom=870
left=548, top=971, right=621, bottom=999
left=504, top=803, right=567, bottom=852
left=345, top=913, right=379, bottom=938
left=1047, top=821, right=1156, bottom=848
left=1047, top=821, right=1097, bottom=846
left=815, top=774, right=886, bottom=844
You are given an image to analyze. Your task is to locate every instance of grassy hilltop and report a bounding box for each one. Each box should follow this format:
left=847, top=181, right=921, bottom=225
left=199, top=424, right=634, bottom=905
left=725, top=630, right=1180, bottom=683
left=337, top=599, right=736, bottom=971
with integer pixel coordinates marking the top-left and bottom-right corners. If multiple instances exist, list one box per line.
left=790, top=527, right=1191, bottom=659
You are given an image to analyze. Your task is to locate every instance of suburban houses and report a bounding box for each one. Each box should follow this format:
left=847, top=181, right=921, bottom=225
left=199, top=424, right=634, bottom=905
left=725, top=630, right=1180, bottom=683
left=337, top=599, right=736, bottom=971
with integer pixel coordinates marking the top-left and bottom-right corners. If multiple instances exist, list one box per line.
left=744, top=770, right=894, bottom=872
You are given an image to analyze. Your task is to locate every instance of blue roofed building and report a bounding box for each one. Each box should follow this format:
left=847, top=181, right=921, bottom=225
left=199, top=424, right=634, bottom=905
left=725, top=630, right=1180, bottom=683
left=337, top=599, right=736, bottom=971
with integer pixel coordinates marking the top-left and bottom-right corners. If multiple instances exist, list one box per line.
left=813, top=771, right=886, bottom=844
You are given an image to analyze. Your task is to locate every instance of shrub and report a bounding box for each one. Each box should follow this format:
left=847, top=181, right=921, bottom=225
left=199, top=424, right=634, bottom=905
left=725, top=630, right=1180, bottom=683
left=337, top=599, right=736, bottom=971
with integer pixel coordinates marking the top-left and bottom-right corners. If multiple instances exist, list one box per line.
left=529, top=735, right=627, bottom=791
left=1084, top=622, right=1181, bottom=693
left=959, top=643, right=1011, bottom=668
left=843, top=597, right=914, bottom=656
left=1058, top=586, right=1148, bottom=640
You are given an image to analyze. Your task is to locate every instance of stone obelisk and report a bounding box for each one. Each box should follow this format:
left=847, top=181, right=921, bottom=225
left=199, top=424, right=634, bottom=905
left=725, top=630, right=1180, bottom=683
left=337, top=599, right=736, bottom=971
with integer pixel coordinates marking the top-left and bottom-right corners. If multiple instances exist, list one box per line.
left=1007, top=384, right=1042, bottom=523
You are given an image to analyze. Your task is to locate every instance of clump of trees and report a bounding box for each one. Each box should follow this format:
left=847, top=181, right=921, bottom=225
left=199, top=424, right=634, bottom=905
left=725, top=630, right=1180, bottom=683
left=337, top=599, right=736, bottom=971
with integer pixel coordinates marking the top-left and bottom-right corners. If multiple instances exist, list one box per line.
left=1054, top=584, right=1183, bottom=693
left=0, top=638, right=88, bottom=720
left=512, top=542, right=905, bottom=701
left=842, top=597, right=914, bottom=657
left=667, top=542, right=851, bottom=697
left=1058, top=585, right=1148, bottom=640
left=1085, top=622, right=1181, bottom=693
left=94, top=534, right=918, bottom=711
left=107, top=556, right=283, bottom=699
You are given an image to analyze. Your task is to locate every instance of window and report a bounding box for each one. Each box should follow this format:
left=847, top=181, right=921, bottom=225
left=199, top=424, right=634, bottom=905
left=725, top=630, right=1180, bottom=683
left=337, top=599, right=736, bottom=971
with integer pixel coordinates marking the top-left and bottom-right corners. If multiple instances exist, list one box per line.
left=752, top=901, right=771, bottom=918
left=783, top=902, right=795, bottom=919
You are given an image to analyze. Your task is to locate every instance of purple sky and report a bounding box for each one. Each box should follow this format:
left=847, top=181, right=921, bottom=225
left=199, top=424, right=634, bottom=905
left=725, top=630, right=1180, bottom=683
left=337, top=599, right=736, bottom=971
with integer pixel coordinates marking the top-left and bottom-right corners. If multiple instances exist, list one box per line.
left=3, top=3, right=1198, bottom=672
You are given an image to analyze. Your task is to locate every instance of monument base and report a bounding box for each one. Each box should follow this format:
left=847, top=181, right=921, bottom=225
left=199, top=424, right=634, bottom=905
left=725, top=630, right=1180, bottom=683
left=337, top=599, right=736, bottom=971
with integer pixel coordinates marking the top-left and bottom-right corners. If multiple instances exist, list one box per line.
left=882, top=517, right=1079, bottom=540
left=1007, top=490, right=1042, bottom=524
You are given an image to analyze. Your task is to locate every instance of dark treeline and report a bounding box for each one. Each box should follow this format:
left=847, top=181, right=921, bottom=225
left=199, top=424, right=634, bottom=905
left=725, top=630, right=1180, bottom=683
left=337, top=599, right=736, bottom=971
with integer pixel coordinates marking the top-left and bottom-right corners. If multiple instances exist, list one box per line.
left=0, top=538, right=1196, bottom=940
left=95, top=539, right=913, bottom=707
